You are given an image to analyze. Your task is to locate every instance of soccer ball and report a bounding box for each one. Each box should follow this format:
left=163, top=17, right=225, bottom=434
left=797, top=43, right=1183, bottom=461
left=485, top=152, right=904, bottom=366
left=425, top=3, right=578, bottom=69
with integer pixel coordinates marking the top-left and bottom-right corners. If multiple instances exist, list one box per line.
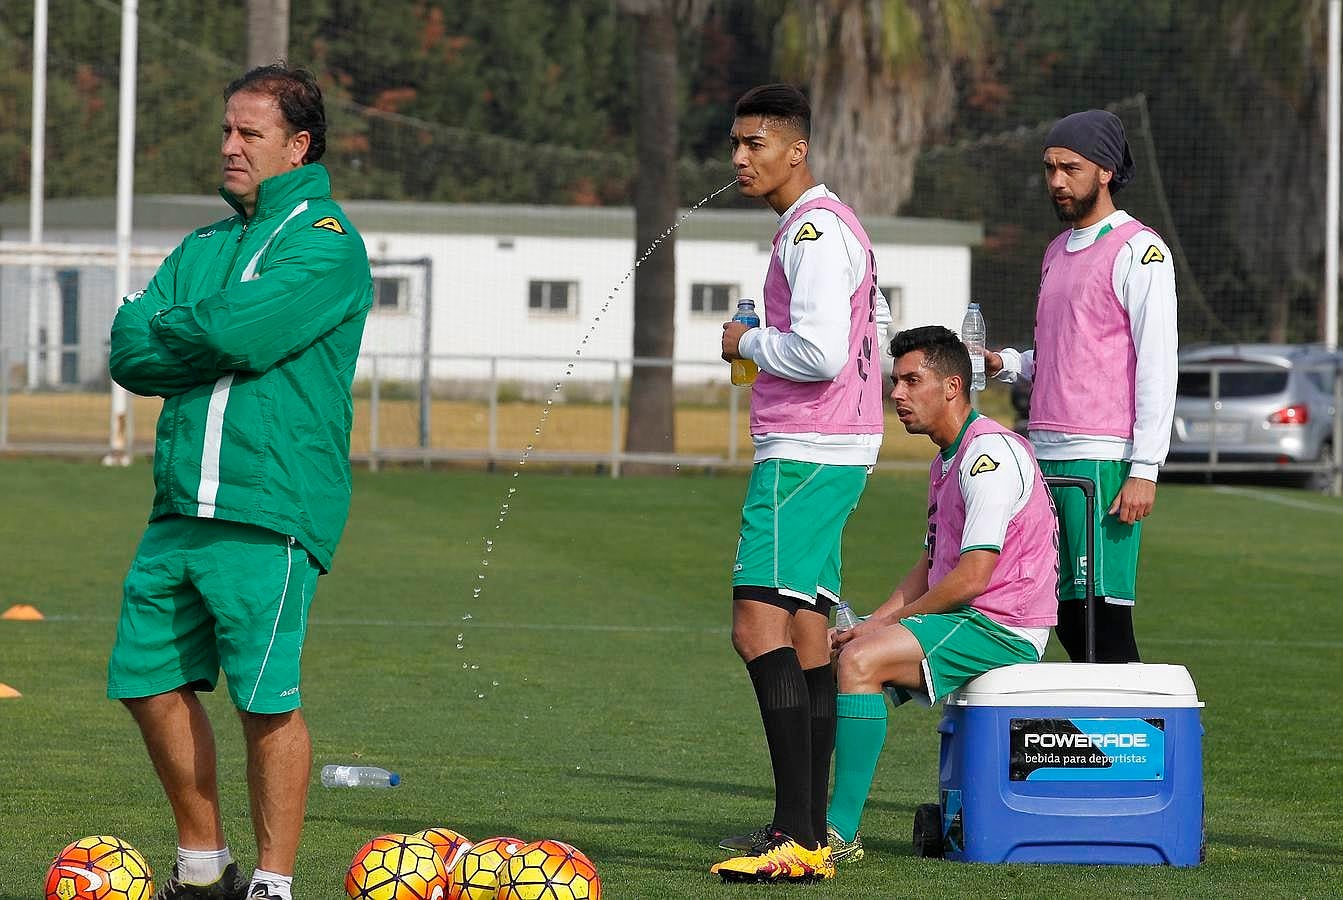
left=447, top=836, right=525, bottom=900
left=496, top=840, right=601, bottom=900
left=346, top=833, right=449, bottom=900
left=412, top=828, right=474, bottom=874
left=44, top=835, right=154, bottom=900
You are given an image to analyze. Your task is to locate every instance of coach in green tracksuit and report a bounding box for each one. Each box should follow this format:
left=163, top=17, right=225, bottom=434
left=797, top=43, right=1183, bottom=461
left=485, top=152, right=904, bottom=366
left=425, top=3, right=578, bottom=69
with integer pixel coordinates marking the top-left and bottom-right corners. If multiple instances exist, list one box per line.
left=106, top=65, right=372, bottom=900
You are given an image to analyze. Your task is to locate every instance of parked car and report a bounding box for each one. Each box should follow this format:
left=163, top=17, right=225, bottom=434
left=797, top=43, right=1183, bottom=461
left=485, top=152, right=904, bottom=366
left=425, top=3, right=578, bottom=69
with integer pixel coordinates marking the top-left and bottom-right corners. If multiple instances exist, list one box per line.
left=1168, top=343, right=1341, bottom=491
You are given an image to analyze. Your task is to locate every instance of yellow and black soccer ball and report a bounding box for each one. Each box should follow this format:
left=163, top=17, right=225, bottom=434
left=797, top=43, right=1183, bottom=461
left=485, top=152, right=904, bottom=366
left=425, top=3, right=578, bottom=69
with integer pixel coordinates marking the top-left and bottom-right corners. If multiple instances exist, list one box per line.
left=346, top=832, right=449, bottom=900
left=44, top=835, right=153, bottom=900
left=496, top=839, right=601, bottom=900
left=448, top=836, right=526, bottom=900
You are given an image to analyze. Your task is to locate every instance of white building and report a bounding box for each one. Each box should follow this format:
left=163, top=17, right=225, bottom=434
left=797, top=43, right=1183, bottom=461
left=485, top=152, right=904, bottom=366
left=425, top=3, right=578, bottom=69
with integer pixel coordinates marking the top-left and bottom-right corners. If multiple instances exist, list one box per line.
left=0, top=197, right=981, bottom=389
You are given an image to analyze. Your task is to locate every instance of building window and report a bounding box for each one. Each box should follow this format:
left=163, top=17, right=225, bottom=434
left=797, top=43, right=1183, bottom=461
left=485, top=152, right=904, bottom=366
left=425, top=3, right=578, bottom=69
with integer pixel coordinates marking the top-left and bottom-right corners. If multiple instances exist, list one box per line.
left=690, top=283, right=736, bottom=316
left=57, top=269, right=79, bottom=384
left=879, top=285, right=903, bottom=325
left=373, top=276, right=409, bottom=313
left=528, top=280, right=577, bottom=316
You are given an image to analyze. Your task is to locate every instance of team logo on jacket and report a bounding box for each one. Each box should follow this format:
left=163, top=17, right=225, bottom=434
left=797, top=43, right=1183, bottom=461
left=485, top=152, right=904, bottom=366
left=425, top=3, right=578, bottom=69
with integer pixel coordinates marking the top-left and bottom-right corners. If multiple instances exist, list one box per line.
left=969, top=454, right=999, bottom=476
left=312, top=216, right=346, bottom=234
left=793, top=222, right=823, bottom=244
left=1141, top=245, right=1165, bottom=265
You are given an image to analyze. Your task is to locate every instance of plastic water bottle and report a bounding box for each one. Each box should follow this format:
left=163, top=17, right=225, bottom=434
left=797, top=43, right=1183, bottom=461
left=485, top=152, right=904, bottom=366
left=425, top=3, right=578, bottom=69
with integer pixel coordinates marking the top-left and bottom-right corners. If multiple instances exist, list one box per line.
left=962, top=302, right=986, bottom=393
left=730, top=299, right=760, bottom=386
left=833, top=600, right=860, bottom=632
left=321, top=765, right=400, bottom=788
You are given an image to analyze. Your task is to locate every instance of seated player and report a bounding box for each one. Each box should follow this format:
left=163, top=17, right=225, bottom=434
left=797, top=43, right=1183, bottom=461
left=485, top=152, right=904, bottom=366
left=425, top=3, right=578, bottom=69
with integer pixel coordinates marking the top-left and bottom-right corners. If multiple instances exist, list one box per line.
left=824, top=325, right=1059, bottom=862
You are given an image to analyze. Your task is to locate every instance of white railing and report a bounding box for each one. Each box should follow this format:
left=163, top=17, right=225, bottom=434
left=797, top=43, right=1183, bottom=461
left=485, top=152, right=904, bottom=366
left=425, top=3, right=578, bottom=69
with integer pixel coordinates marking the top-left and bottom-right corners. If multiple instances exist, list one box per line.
left=354, top=351, right=751, bottom=477
left=0, top=347, right=759, bottom=476
left=2, top=348, right=1339, bottom=492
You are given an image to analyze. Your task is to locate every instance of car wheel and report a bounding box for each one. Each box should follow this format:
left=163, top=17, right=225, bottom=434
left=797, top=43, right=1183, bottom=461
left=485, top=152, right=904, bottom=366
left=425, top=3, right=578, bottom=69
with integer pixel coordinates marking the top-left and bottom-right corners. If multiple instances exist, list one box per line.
left=1306, top=439, right=1336, bottom=493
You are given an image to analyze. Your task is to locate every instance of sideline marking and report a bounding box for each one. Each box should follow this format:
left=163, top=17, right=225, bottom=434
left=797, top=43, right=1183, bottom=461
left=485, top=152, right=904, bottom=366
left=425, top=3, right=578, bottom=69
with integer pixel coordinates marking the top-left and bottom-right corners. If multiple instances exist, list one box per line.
left=44, top=614, right=723, bottom=635
left=1142, top=635, right=1343, bottom=651
left=1210, top=485, right=1343, bottom=516
left=40, top=615, right=1343, bottom=649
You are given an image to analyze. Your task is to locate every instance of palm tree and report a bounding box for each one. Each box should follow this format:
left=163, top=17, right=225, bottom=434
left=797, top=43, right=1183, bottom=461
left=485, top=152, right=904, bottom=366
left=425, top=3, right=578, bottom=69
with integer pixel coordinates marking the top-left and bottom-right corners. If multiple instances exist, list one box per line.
left=775, top=0, right=988, bottom=215
left=618, top=0, right=712, bottom=467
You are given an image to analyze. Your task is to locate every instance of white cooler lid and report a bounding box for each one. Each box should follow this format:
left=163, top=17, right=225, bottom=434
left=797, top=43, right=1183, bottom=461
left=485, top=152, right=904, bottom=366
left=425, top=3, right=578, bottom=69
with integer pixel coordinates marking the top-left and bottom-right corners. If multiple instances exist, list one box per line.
left=947, top=662, right=1203, bottom=708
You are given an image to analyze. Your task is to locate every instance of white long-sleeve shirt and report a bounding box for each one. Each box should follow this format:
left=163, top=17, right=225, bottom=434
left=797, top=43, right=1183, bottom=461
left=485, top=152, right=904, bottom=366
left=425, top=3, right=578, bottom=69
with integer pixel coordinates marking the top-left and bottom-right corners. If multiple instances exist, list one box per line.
left=994, top=210, right=1178, bottom=481
left=739, top=184, right=892, bottom=465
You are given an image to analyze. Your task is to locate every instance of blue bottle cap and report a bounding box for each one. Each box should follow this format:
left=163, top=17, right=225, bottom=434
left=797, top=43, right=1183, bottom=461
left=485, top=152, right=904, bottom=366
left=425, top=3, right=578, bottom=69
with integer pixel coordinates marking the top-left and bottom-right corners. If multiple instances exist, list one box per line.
left=388, top=773, right=401, bottom=786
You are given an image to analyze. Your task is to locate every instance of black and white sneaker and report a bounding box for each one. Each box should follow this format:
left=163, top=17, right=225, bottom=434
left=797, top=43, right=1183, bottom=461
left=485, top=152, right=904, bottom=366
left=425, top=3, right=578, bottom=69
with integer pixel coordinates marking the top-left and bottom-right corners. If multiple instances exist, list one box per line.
left=151, top=862, right=248, bottom=900
left=246, top=883, right=286, bottom=900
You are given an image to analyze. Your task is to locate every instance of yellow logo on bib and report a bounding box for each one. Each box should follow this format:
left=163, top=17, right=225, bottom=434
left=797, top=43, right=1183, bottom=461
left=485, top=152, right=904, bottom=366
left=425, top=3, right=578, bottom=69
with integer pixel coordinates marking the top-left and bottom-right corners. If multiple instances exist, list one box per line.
left=969, top=454, right=999, bottom=476
left=793, top=222, right=823, bottom=244
left=312, top=216, right=346, bottom=234
left=1141, top=245, right=1165, bottom=265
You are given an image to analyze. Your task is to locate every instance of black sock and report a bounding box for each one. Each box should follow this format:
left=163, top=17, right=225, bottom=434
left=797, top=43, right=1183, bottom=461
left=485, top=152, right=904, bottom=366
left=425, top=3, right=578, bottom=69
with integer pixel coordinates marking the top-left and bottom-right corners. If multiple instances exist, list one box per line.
left=1055, top=600, right=1141, bottom=663
left=746, top=647, right=814, bottom=847
left=803, top=663, right=837, bottom=845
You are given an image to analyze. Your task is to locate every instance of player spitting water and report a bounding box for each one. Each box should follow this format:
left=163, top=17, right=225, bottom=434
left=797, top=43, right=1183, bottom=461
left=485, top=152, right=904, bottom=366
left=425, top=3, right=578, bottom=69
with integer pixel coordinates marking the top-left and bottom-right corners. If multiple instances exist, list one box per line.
left=456, top=179, right=738, bottom=695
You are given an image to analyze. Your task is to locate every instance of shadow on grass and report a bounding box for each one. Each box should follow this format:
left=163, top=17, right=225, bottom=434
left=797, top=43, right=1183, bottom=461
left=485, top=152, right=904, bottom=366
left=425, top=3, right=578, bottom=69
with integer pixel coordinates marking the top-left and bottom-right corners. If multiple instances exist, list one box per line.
left=573, top=769, right=770, bottom=801
left=306, top=812, right=554, bottom=842
left=573, top=769, right=919, bottom=816
left=305, top=769, right=930, bottom=881
left=305, top=811, right=710, bottom=877
left=1208, top=829, right=1343, bottom=865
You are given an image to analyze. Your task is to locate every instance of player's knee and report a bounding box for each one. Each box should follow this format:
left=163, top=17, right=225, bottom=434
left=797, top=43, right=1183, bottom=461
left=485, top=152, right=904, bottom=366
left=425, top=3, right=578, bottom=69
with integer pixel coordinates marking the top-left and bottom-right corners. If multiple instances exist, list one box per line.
left=835, top=638, right=885, bottom=691
left=730, top=600, right=791, bottom=662
left=730, top=622, right=764, bottom=662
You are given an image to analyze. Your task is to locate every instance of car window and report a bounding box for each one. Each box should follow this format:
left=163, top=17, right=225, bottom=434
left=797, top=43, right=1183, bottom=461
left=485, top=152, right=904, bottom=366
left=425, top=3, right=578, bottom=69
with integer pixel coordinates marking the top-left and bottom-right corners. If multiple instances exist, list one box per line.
left=1177, top=369, right=1289, bottom=398
left=1303, top=361, right=1343, bottom=393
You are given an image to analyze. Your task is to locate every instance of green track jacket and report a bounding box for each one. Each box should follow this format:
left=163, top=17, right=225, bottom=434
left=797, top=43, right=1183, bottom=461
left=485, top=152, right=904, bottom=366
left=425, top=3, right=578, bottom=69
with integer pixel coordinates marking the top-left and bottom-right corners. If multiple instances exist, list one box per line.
left=109, top=163, right=373, bottom=571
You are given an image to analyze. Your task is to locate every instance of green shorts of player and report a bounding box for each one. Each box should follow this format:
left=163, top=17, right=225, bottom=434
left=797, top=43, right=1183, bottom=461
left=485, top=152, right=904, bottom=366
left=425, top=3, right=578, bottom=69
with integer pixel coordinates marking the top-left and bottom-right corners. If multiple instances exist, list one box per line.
left=886, top=607, right=1043, bottom=707
left=1040, top=459, right=1142, bottom=605
left=107, top=515, right=321, bottom=713
left=732, top=459, right=870, bottom=613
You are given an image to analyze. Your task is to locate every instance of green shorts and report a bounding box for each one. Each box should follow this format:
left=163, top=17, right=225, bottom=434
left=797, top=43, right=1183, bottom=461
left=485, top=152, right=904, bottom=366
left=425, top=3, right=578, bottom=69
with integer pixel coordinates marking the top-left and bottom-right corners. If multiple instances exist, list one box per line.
left=107, top=515, right=320, bottom=713
left=888, top=607, right=1041, bottom=706
left=1040, top=459, right=1142, bottom=604
left=732, top=459, right=869, bottom=612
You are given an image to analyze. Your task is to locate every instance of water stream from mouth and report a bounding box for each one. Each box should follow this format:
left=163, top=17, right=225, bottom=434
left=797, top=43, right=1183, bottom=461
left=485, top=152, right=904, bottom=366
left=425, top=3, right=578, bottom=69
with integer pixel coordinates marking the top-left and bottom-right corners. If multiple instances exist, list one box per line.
left=458, top=180, right=738, bottom=699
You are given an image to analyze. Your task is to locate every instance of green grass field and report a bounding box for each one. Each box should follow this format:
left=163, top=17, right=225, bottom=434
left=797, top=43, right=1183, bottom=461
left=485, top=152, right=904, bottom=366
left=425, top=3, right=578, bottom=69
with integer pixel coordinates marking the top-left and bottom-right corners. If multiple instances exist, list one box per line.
left=1, top=458, right=1341, bottom=898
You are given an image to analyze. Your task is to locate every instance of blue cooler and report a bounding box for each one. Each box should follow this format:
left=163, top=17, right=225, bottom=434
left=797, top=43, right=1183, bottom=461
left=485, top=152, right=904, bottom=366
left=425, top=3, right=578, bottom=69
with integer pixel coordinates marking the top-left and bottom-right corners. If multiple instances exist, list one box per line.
left=934, top=662, right=1204, bottom=866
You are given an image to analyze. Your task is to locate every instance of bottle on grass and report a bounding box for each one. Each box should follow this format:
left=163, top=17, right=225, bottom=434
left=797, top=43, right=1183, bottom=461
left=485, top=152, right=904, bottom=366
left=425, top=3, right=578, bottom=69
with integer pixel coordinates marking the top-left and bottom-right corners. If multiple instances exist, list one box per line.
left=321, top=765, right=400, bottom=788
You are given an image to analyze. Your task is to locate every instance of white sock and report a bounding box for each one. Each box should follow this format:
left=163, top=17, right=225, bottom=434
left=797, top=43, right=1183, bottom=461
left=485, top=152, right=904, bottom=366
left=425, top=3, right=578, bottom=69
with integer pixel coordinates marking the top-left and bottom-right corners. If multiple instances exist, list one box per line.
left=250, top=868, right=293, bottom=899
left=177, top=846, right=232, bottom=885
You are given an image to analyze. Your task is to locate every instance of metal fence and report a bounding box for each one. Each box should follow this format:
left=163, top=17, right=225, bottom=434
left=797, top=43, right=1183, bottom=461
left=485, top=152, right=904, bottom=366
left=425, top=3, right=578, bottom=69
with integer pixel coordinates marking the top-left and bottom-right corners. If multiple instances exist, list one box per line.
left=0, top=348, right=765, bottom=475
left=1, top=349, right=1340, bottom=493
left=353, top=352, right=755, bottom=476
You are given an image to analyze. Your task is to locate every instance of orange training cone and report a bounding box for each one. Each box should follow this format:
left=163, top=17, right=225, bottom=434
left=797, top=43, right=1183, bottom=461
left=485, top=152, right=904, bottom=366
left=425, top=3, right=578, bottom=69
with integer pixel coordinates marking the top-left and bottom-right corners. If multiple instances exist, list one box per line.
left=1, top=604, right=43, bottom=620
left=0, top=684, right=21, bottom=699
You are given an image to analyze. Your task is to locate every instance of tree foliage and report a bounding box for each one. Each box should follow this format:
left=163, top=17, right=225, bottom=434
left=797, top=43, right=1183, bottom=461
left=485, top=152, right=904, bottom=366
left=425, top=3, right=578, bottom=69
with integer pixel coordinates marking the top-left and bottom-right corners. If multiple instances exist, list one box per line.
left=927, top=0, right=1332, bottom=342
left=772, top=0, right=990, bottom=214
left=3, top=0, right=1333, bottom=343
left=1, top=0, right=754, bottom=207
